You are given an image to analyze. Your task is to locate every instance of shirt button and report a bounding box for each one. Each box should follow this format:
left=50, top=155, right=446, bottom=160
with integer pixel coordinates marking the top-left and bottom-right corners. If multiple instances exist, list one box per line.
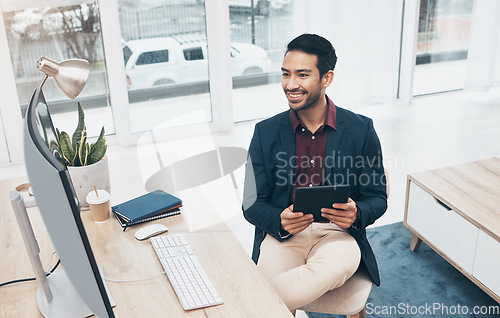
left=310, top=159, right=314, bottom=164
left=312, top=136, right=315, bottom=140
left=302, top=128, right=305, bottom=132
left=309, top=184, right=313, bottom=187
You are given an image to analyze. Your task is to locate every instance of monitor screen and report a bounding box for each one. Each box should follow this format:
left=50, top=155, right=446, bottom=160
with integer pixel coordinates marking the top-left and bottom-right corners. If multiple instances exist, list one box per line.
left=24, top=88, right=114, bottom=317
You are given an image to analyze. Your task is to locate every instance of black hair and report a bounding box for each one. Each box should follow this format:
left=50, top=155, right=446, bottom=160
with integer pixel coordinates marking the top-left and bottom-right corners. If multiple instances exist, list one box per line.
left=285, top=33, right=337, bottom=77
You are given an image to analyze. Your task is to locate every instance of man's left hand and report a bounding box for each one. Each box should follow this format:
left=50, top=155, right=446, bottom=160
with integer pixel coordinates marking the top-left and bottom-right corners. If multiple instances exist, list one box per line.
left=321, top=198, right=357, bottom=229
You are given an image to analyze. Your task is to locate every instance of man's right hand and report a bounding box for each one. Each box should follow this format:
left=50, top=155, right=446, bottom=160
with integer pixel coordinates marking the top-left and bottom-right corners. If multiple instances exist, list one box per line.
left=281, top=205, right=314, bottom=235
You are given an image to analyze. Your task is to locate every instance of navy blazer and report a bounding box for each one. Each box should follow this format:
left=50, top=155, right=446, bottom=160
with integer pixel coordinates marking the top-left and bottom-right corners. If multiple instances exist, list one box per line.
left=242, top=104, right=387, bottom=286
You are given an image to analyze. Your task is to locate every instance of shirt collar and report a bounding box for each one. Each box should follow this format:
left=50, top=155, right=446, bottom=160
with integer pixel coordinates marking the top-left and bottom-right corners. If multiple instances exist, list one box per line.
left=289, top=95, right=337, bottom=133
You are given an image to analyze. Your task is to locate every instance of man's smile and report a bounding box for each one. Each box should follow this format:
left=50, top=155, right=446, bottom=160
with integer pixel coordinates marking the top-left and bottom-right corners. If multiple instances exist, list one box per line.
left=286, top=91, right=306, bottom=102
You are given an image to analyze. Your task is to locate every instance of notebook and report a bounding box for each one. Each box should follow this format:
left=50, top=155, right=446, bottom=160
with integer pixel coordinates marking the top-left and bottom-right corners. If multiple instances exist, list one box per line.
left=112, top=208, right=180, bottom=230
left=112, top=190, right=182, bottom=231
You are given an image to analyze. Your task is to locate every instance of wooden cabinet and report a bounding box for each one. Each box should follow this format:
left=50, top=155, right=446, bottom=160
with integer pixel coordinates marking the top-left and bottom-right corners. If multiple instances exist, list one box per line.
left=404, top=158, right=500, bottom=303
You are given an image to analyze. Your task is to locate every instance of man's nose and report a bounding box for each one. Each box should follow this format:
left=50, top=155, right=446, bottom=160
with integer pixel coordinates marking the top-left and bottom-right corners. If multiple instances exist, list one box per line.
left=286, top=75, right=299, bottom=90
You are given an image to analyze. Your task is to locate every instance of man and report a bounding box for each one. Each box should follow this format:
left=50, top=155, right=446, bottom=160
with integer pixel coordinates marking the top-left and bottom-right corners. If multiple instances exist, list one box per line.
left=242, top=33, right=387, bottom=311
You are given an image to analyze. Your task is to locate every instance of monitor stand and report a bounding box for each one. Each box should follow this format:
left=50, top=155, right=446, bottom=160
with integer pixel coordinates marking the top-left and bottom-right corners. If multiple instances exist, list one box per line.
left=9, top=191, right=115, bottom=318
left=36, top=266, right=115, bottom=318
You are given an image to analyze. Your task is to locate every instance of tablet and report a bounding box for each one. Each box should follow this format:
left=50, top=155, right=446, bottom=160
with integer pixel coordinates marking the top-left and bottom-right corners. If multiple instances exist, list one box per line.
left=293, top=185, right=350, bottom=222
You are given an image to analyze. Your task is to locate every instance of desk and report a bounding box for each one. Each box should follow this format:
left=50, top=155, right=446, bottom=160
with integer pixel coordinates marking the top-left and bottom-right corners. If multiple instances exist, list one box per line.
left=404, top=158, right=500, bottom=303
left=0, top=176, right=292, bottom=317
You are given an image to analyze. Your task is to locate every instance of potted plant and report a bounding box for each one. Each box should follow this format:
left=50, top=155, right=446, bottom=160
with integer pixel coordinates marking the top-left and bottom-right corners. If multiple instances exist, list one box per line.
left=55, top=102, right=109, bottom=210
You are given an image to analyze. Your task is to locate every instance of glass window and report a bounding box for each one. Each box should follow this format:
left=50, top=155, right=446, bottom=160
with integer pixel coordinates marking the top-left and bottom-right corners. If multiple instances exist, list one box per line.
left=413, top=0, right=475, bottom=95
left=122, top=45, right=133, bottom=65
left=229, top=0, right=294, bottom=122
left=118, top=0, right=212, bottom=133
left=136, top=50, right=169, bottom=65
left=1, top=1, right=115, bottom=138
left=183, top=47, right=203, bottom=61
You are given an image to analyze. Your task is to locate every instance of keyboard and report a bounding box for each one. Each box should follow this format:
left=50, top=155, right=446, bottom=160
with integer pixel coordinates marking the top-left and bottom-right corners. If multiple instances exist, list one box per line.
left=150, top=234, right=224, bottom=310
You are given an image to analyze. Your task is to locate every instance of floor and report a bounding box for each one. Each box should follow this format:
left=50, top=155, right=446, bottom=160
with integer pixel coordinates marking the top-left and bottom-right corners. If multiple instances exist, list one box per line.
left=2, top=85, right=500, bottom=318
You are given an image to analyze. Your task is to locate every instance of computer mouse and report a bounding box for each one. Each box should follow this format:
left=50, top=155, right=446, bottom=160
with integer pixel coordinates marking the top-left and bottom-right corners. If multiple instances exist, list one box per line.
left=134, top=224, right=168, bottom=241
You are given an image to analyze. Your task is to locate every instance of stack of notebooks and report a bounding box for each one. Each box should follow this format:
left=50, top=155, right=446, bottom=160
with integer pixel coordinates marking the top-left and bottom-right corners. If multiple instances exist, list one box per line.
left=112, top=189, right=182, bottom=231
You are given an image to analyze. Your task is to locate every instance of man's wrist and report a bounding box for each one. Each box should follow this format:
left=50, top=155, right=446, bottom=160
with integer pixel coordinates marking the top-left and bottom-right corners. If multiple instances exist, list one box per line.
left=351, top=206, right=362, bottom=230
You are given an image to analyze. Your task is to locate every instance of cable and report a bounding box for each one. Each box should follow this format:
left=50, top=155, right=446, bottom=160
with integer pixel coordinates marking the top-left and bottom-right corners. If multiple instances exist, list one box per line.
left=103, top=272, right=166, bottom=283
left=0, top=258, right=61, bottom=288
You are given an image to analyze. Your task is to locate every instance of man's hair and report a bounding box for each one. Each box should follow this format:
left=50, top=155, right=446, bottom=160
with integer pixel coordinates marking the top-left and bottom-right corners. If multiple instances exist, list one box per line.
left=285, top=33, right=337, bottom=78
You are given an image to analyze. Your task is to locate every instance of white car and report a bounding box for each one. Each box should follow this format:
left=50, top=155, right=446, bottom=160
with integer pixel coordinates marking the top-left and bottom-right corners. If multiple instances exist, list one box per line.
left=123, top=34, right=272, bottom=90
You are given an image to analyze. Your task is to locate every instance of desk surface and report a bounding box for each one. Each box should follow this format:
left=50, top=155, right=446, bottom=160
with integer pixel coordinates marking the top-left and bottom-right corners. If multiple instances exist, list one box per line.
left=0, top=176, right=292, bottom=317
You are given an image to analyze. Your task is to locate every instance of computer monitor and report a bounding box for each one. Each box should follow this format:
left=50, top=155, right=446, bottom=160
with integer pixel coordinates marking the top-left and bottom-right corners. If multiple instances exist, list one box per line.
left=17, top=87, right=115, bottom=317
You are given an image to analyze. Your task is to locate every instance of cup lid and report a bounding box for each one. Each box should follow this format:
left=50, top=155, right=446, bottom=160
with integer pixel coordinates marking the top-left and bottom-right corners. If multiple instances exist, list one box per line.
left=86, top=189, right=110, bottom=205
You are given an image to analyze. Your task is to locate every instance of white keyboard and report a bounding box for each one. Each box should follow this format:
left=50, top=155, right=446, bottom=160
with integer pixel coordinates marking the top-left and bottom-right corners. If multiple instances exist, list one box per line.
left=150, top=234, right=224, bottom=310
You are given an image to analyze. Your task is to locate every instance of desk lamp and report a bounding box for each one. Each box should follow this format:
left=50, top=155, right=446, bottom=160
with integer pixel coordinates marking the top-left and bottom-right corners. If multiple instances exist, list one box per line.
left=36, top=56, right=89, bottom=98
left=10, top=57, right=115, bottom=317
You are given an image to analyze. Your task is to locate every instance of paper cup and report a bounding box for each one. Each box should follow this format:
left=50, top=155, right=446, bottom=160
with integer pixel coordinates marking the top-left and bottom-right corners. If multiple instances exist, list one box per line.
left=86, top=190, right=110, bottom=223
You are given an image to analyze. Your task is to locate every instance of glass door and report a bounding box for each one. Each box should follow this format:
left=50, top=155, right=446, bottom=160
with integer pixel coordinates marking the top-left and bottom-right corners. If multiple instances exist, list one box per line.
left=413, top=0, right=475, bottom=95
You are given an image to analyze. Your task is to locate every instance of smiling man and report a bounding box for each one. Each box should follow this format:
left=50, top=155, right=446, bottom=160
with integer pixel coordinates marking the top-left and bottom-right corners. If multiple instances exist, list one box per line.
left=242, top=33, right=387, bottom=312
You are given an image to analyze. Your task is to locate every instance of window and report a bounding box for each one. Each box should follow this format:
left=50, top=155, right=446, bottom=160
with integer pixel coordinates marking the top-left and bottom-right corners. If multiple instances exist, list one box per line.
left=136, top=50, right=169, bottom=65
left=184, top=47, right=203, bottom=61
left=118, top=0, right=212, bottom=133
left=413, top=0, right=475, bottom=95
left=229, top=0, right=294, bottom=122
left=1, top=1, right=115, bottom=138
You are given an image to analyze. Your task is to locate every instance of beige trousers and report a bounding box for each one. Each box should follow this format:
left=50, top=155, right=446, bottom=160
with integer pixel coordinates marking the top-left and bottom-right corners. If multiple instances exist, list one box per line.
left=257, top=222, right=361, bottom=310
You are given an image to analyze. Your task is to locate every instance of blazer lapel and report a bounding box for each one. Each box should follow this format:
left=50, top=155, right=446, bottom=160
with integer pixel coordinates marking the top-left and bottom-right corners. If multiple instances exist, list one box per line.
left=279, top=113, right=295, bottom=191
left=325, top=108, right=345, bottom=180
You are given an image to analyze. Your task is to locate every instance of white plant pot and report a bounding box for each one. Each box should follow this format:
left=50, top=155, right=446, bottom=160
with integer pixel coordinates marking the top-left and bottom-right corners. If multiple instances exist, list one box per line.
left=67, top=156, right=110, bottom=211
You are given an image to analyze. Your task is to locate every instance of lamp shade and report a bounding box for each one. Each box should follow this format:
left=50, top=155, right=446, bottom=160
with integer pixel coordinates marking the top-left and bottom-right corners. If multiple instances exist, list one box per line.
left=36, top=57, right=90, bottom=99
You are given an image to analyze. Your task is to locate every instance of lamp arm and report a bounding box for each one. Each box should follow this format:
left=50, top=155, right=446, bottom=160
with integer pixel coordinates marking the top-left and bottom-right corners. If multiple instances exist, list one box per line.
left=39, top=74, right=49, bottom=90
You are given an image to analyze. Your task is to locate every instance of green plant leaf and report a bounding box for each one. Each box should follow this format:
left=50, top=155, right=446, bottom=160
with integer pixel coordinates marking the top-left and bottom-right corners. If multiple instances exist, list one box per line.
left=71, top=102, right=86, bottom=151
left=88, top=137, right=107, bottom=165
left=84, top=143, right=90, bottom=166
left=77, top=136, right=88, bottom=167
left=58, top=131, right=75, bottom=166
left=97, top=126, right=105, bottom=142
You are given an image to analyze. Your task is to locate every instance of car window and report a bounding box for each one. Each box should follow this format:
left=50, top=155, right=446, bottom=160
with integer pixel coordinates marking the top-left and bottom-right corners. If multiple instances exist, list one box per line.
left=136, top=50, right=169, bottom=66
left=123, top=46, right=133, bottom=66
left=183, top=47, right=204, bottom=61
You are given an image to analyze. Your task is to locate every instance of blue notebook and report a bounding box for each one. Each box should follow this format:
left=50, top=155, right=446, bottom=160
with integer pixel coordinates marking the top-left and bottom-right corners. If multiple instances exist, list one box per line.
left=112, top=190, right=182, bottom=228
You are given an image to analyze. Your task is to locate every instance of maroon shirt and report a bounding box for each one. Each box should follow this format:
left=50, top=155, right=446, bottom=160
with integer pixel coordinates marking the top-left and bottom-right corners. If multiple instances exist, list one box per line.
left=289, top=96, right=337, bottom=201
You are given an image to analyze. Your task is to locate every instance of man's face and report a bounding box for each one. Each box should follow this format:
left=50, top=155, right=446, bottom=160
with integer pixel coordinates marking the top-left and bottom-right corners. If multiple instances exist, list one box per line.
left=281, top=50, right=324, bottom=112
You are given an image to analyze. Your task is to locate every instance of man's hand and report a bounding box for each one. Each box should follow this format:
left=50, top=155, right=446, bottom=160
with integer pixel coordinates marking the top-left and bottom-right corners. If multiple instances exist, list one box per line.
left=321, top=198, right=357, bottom=229
left=281, top=205, right=314, bottom=235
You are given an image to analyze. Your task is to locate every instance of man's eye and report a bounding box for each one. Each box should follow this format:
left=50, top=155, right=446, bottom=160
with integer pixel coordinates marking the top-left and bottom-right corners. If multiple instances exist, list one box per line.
left=282, top=73, right=289, bottom=77
left=299, top=74, right=308, bottom=77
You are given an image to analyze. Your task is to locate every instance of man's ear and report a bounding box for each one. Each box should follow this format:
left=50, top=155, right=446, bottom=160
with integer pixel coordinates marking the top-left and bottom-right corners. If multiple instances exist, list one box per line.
left=323, top=70, right=334, bottom=87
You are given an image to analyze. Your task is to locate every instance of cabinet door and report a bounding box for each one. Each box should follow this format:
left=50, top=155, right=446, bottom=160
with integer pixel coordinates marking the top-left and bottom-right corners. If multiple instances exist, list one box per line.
left=406, top=182, right=478, bottom=273
left=473, top=230, right=500, bottom=297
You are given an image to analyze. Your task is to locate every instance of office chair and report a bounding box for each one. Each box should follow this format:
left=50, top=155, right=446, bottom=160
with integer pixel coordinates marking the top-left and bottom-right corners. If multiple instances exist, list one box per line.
left=299, top=169, right=390, bottom=318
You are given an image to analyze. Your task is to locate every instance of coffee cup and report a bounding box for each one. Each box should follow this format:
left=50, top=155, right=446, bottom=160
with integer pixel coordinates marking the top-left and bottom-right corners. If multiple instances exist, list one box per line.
left=86, top=189, right=110, bottom=223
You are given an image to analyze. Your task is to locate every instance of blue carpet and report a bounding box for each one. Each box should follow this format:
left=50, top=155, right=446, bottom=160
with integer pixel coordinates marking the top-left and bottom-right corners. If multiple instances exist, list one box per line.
left=306, top=222, right=499, bottom=318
